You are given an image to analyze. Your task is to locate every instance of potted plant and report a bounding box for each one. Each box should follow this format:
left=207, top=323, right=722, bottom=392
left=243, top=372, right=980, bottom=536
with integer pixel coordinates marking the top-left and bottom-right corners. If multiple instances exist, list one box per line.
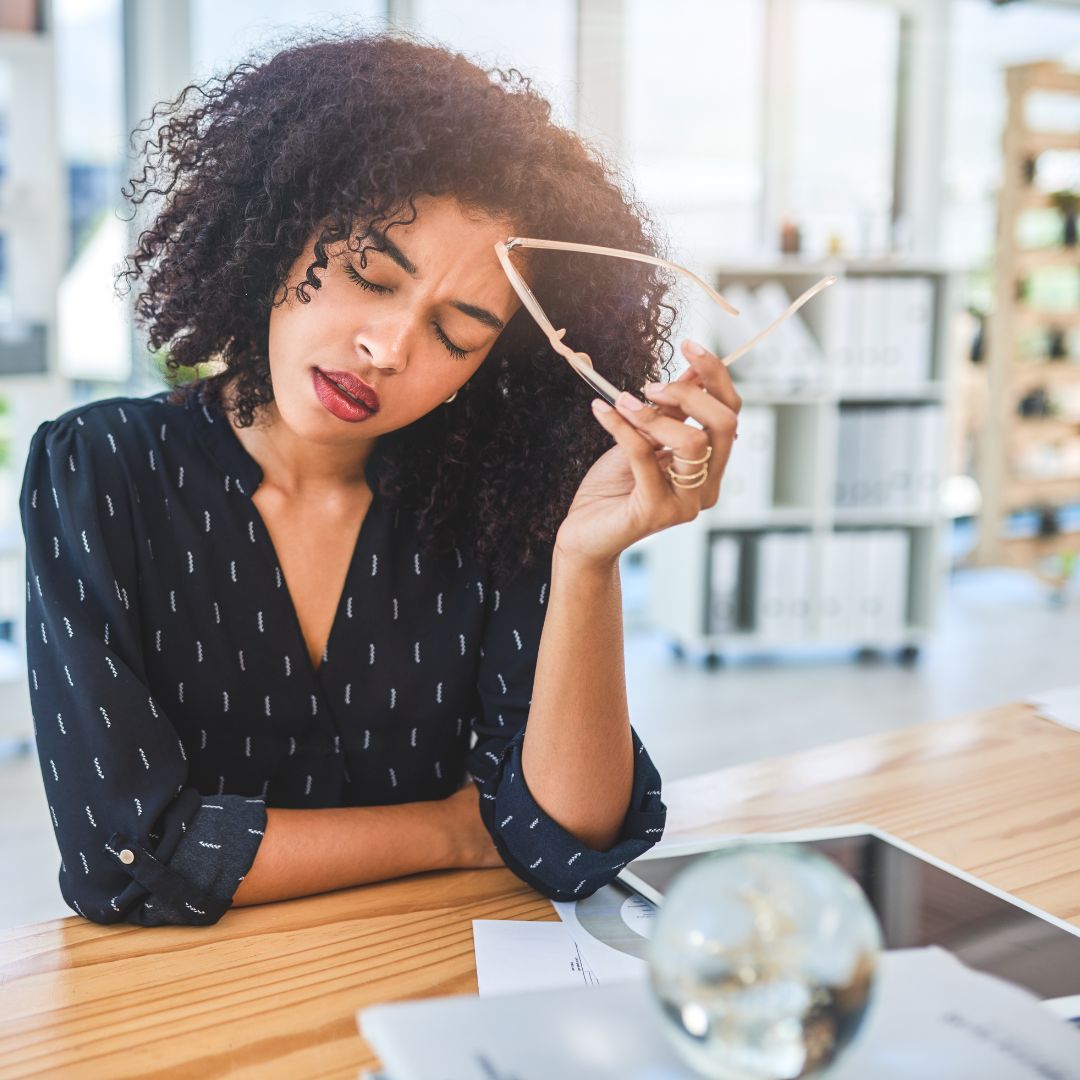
left=1049, top=189, right=1079, bottom=246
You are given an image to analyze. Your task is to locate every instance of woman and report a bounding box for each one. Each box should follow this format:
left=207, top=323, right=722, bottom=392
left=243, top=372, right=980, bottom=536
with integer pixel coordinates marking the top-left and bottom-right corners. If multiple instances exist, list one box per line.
left=20, top=33, right=740, bottom=926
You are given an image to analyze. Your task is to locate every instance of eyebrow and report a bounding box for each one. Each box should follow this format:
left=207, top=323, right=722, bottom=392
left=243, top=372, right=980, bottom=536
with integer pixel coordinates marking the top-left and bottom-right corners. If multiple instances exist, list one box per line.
left=373, top=233, right=506, bottom=333
left=450, top=301, right=505, bottom=332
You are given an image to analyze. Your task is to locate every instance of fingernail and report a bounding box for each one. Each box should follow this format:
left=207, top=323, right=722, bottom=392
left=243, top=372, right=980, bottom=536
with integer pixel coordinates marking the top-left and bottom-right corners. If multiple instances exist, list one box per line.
left=618, top=391, right=644, bottom=411
left=592, top=398, right=612, bottom=413
left=684, top=339, right=705, bottom=357
left=644, top=381, right=667, bottom=396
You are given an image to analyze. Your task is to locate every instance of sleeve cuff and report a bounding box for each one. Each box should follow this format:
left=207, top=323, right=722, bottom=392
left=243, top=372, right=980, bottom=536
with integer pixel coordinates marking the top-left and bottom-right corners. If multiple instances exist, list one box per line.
left=107, top=795, right=267, bottom=926
left=473, top=727, right=666, bottom=901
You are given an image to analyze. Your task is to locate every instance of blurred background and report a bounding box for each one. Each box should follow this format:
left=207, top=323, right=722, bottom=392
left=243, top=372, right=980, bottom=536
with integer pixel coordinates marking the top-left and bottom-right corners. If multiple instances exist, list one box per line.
left=1, top=0, right=1079, bottom=926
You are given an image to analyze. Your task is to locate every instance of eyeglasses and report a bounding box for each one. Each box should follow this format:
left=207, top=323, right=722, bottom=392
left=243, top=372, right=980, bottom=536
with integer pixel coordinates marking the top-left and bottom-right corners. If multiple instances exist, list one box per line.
left=494, top=236, right=836, bottom=406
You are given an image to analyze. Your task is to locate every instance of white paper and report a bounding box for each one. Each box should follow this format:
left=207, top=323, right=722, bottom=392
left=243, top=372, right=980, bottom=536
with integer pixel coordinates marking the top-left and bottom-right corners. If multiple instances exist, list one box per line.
left=360, top=947, right=1080, bottom=1080
left=1029, top=684, right=1080, bottom=732
left=551, top=884, right=655, bottom=984
left=471, top=919, right=598, bottom=996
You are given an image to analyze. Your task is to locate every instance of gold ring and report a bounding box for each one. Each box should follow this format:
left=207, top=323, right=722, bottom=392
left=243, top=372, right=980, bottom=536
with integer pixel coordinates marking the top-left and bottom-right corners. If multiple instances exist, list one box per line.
left=668, top=471, right=709, bottom=490
left=666, top=465, right=709, bottom=488
left=671, top=445, right=713, bottom=468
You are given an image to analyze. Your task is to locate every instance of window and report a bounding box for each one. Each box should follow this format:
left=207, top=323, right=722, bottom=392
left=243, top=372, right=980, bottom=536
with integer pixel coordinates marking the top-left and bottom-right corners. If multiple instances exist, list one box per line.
left=786, top=0, right=900, bottom=260
left=54, top=0, right=130, bottom=385
left=410, top=0, right=577, bottom=128
left=191, top=1, right=386, bottom=82
left=623, top=0, right=765, bottom=260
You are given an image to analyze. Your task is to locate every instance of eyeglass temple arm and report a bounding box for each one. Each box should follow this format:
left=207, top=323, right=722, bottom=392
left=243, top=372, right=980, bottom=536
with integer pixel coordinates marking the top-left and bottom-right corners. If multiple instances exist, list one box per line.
left=716, top=275, right=837, bottom=368
left=544, top=327, right=623, bottom=406
left=494, top=242, right=622, bottom=404
left=506, top=237, right=740, bottom=317
left=498, top=238, right=836, bottom=399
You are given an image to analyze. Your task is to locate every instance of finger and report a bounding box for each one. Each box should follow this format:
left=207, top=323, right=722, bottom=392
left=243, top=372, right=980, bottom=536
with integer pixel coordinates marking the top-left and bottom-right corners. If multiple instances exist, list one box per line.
left=638, top=383, right=737, bottom=507
left=680, top=339, right=742, bottom=415
left=613, top=391, right=714, bottom=474
left=590, top=399, right=673, bottom=506
left=646, top=364, right=701, bottom=422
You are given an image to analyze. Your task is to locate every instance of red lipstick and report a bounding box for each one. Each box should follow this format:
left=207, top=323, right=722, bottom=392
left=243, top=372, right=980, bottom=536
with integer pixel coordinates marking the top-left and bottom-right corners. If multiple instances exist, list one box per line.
left=312, top=368, right=380, bottom=423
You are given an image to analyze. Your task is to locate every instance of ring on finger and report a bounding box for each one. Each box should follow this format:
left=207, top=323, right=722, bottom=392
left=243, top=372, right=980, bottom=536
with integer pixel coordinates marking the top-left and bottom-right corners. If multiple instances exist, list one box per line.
left=671, top=445, right=713, bottom=468
left=667, top=469, right=709, bottom=490
left=666, top=464, right=708, bottom=484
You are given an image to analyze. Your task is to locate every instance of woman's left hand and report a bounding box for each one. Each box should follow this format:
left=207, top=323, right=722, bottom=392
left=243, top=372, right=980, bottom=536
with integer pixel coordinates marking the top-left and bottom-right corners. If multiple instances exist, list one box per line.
left=555, top=338, right=742, bottom=566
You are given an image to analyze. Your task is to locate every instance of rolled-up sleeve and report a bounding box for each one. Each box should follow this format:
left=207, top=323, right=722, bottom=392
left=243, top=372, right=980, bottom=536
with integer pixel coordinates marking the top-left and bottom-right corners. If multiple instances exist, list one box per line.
left=464, top=543, right=666, bottom=901
left=20, top=415, right=265, bottom=926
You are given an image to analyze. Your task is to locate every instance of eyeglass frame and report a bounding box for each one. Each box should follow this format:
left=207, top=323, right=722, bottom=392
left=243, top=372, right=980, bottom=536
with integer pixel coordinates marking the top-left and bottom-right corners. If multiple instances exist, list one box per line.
left=493, top=236, right=836, bottom=406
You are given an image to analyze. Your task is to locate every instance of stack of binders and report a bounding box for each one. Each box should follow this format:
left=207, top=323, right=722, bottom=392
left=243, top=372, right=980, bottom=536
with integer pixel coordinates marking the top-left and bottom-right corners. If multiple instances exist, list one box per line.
left=714, top=405, right=776, bottom=515
left=716, top=280, right=825, bottom=388
left=835, top=405, right=944, bottom=511
left=832, top=275, right=936, bottom=389
left=706, top=529, right=911, bottom=644
left=752, top=531, right=814, bottom=641
left=819, top=530, right=911, bottom=642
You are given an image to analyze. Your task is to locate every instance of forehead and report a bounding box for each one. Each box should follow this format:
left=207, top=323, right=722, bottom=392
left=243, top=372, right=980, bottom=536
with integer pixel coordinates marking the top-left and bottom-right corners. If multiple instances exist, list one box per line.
left=379, top=197, right=511, bottom=274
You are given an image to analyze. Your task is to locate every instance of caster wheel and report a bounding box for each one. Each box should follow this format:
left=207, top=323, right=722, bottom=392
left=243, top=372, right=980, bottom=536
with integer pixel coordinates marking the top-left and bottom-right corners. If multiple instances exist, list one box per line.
left=898, top=645, right=920, bottom=665
left=668, top=640, right=686, bottom=661
left=703, top=652, right=724, bottom=671
left=855, top=647, right=883, bottom=664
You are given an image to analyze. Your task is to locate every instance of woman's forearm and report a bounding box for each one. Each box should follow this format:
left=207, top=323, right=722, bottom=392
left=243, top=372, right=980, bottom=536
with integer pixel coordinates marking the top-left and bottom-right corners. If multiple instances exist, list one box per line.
left=520, top=548, right=635, bottom=852
left=231, top=799, right=460, bottom=907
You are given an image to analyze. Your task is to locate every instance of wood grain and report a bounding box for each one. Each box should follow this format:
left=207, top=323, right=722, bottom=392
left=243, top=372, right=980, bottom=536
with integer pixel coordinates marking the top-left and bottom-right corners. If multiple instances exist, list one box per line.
left=2, top=702, right=1077, bottom=1078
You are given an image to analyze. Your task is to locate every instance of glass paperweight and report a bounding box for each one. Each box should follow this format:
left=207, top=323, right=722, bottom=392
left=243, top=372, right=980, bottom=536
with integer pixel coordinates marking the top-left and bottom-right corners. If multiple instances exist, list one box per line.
left=647, top=843, right=882, bottom=1080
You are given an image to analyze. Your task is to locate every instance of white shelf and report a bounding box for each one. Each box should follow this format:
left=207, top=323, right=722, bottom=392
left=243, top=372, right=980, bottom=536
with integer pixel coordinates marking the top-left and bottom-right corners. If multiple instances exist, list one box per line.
left=0, top=32, right=48, bottom=58
left=837, top=382, right=947, bottom=402
left=831, top=509, right=938, bottom=528
left=736, top=386, right=830, bottom=405
left=702, top=508, right=818, bottom=531
left=706, top=256, right=959, bottom=278
left=737, top=382, right=947, bottom=405
left=648, top=260, right=957, bottom=660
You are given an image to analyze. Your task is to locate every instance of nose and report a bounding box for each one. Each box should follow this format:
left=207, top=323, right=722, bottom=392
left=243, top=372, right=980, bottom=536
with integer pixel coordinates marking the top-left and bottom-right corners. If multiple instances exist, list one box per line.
left=354, top=327, right=409, bottom=375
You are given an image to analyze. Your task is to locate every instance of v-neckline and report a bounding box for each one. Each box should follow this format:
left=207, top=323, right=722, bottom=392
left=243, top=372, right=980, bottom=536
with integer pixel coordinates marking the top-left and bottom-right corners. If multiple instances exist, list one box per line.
left=248, top=484, right=377, bottom=682
left=194, top=393, right=384, bottom=683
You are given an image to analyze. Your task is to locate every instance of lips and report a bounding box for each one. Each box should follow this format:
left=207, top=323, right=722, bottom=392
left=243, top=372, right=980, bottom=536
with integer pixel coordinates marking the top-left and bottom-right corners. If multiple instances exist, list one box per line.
left=315, top=368, right=380, bottom=412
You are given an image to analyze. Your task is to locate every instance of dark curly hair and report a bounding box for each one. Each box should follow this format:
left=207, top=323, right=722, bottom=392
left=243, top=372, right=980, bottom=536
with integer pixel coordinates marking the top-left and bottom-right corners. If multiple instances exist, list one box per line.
left=120, top=29, right=677, bottom=576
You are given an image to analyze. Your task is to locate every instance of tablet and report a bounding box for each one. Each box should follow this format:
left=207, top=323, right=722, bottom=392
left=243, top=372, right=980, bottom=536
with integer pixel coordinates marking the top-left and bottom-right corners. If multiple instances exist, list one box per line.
left=617, top=825, right=1080, bottom=1021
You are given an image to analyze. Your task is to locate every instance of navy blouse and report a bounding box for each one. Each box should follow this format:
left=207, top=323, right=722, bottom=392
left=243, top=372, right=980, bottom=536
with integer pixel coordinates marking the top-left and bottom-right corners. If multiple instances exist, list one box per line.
left=19, top=390, right=666, bottom=925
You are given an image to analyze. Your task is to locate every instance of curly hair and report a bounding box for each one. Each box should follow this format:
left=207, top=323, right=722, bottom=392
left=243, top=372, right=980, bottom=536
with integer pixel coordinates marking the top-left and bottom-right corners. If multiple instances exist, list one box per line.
left=120, top=29, right=677, bottom=576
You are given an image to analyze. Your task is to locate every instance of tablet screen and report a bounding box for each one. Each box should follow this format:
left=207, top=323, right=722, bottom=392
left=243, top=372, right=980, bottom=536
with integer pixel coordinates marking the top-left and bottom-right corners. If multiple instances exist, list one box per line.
left=619, top=832, right=1080, bottom=1005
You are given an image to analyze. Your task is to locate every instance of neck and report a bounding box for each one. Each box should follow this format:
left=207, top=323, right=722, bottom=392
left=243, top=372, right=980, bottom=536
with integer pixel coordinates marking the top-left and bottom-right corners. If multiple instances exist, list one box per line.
left=226, top=394, right=376, bottom=498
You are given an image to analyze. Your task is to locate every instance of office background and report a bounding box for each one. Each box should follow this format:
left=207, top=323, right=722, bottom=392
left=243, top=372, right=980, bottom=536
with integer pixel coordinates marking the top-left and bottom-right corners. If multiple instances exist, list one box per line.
left=1, top=0, right=1079, bottom=928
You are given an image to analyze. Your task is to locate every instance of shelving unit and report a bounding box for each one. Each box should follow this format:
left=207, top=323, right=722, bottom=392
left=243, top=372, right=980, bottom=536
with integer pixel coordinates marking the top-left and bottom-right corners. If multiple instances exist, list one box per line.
left=644, top=259, right=957, bottom=666
left=977, top=61, right=1080, bottom=587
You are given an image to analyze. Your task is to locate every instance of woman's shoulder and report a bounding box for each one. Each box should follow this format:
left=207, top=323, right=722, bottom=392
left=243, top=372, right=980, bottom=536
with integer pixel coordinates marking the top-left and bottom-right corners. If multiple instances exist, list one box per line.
left=38, top=390, right=177, bottom=439
left=29, top=390, right=191, bottom=463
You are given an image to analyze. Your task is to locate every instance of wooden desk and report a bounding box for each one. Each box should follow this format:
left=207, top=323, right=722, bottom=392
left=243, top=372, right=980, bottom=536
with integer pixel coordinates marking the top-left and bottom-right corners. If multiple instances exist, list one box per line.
left=3, top=702, right=1079, bottom=1079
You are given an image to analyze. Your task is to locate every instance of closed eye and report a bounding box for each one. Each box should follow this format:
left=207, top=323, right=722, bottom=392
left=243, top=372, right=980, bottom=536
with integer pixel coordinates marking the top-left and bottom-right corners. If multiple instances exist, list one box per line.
left=432, top=324, right=469, bottom=360
left=343, top=260, right=472, bottom=360
left=343, top=262, right=391, bottom=294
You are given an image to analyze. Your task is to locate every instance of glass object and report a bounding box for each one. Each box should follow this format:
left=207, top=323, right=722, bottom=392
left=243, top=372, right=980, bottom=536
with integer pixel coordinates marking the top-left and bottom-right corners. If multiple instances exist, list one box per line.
left=494, top=237, right=834, bottom=404
left=647, top=843, right=882, bottom=1080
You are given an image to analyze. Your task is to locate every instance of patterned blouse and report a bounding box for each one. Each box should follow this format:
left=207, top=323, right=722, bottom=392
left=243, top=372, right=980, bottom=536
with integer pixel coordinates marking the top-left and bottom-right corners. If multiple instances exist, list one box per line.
left=20, top=390, right=666, bottom=925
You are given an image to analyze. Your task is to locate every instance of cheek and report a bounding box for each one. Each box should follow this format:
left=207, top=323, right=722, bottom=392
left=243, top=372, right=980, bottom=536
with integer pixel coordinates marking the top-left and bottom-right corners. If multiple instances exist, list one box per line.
left=267, top=287, right=350, bottom=365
